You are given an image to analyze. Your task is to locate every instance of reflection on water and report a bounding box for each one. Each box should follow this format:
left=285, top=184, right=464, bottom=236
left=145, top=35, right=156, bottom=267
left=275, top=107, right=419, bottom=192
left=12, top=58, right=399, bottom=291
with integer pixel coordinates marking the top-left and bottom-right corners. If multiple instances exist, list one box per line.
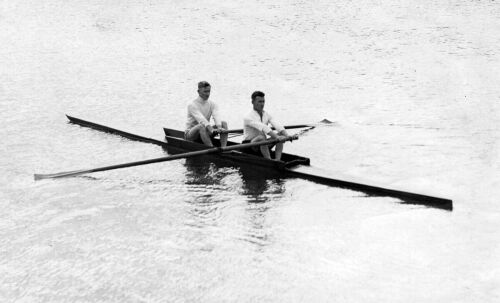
left=169, top=145, right=286, bottom=204
left=181, top=151, right=285, bottom=249
left=184, top=156, right=229, bottom=186
left=239, top=166, right=285, bottom=203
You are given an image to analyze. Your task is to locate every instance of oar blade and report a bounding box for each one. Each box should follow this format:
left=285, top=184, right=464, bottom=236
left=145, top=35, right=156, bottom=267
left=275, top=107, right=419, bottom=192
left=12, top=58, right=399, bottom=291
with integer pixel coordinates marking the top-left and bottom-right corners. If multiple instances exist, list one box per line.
left=34, top=169, right=90, bottom=180
left=319, top=118, right=334, bottom=124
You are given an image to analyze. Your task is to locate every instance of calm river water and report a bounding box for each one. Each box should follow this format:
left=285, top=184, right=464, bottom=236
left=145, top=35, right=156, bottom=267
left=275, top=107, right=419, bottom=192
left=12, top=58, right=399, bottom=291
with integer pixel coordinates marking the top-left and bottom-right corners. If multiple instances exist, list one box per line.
left=1, top=0, right=499, bottom=302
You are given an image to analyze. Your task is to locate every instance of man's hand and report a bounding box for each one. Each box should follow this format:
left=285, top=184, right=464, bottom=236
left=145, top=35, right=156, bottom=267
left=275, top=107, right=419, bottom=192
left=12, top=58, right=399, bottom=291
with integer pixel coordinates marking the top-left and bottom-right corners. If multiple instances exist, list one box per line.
left=276, top=135, right=289, bottom=142
left=278, top=134, right=298, bottom=142
left=207, top=125, right=215, bottom=135
left=215, top=126, right=226, bottom=135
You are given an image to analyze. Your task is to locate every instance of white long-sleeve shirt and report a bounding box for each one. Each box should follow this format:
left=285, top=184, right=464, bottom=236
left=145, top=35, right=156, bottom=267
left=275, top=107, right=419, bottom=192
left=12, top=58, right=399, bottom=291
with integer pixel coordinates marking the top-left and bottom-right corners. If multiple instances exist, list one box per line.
left=186, top=97, right=222, bottom=131
left=243, top=110, right=284, bottom=141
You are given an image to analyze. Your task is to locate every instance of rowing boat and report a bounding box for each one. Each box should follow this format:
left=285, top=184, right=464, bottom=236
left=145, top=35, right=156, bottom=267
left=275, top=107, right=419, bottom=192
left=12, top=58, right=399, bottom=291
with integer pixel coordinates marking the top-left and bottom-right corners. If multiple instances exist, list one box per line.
left=65, top=115, right=452, bottom=210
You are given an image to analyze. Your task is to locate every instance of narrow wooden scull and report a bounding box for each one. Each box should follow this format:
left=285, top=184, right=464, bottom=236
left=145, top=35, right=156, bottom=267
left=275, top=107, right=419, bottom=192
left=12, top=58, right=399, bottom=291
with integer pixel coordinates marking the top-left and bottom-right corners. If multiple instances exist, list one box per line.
left=65, top=115, right=452, bottom=210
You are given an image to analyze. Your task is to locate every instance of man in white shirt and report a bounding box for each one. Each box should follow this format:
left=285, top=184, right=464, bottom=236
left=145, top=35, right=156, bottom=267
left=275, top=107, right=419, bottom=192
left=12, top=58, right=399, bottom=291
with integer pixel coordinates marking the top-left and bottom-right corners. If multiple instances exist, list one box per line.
left=243, top=91, right=289, bottom=160
left=185, top=81, right=228, bottom=147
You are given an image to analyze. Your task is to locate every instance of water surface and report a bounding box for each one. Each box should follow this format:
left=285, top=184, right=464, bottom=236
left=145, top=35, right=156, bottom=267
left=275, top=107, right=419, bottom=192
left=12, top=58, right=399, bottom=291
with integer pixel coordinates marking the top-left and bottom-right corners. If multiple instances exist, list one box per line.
left=1, top=1, right=499, bottom=302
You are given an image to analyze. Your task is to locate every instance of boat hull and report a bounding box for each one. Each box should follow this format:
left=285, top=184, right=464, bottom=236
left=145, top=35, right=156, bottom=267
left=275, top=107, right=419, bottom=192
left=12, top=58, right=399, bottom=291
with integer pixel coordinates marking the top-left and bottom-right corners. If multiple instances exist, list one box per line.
left=66, top=116, right=452, bottom=210
left=163, top=128, right=311, bottom=170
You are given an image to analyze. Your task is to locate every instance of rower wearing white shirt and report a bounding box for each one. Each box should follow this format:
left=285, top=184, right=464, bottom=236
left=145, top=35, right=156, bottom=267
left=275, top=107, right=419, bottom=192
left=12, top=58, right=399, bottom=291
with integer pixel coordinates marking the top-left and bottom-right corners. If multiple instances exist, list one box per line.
left=243, top=91, right=289, bottom=160
left=185, top=81, right=228, bottom=147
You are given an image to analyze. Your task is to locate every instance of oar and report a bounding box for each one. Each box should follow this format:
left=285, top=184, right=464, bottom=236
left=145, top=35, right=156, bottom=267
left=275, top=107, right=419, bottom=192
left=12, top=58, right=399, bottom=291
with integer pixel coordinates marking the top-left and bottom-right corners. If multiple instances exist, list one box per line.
left=218, top=119, right=334, bottom=134
left=34, top=136, right=299, bottom=180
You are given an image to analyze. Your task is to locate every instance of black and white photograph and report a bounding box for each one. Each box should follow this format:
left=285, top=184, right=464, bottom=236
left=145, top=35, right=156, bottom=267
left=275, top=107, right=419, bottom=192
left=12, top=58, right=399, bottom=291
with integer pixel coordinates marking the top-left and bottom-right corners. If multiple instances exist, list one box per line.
left=1, top=0, right=499, bottom=302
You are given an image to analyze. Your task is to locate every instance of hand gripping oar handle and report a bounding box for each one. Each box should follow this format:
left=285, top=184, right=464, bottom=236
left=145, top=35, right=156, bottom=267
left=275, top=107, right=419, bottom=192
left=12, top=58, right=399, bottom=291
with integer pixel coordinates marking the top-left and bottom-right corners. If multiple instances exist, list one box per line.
left=34, top=136, right=299, bottom=180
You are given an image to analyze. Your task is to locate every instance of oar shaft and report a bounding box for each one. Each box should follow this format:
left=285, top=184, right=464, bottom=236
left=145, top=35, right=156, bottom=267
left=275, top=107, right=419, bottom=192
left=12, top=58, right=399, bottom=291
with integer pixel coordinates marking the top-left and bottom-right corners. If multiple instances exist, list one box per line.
left=221, top=124, right=315, bottom=134
left=34, top=136, right=297, bottom=180
left=35, top=149, right=218, bottom=180
left=67, top=115, right=167, bottom=146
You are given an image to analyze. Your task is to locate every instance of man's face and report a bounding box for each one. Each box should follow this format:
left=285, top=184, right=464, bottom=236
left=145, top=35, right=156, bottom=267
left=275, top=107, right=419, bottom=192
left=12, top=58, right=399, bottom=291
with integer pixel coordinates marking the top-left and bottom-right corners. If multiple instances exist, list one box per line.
left=252, top=96, right=265, bottom=112
left=198, top=86, right=211, bottom=100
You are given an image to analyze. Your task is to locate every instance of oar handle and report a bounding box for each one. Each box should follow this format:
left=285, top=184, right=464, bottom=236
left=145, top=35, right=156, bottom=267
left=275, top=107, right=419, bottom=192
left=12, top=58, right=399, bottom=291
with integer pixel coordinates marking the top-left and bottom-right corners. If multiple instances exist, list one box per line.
left=218, top=128, right=291, bottom=135
left=281, top=134, right=299, bottom=142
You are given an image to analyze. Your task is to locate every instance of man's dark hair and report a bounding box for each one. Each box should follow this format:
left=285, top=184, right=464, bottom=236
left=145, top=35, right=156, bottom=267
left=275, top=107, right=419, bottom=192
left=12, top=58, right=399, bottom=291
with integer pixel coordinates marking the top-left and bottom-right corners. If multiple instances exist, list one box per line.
left=198, top=81, right=211, bottom=89
left=251, top=91, right=265, bottom=101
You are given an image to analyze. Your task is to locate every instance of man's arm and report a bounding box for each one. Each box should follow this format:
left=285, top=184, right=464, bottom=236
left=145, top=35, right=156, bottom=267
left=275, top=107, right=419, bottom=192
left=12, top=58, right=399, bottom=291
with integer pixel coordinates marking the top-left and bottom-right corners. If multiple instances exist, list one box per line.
left=188, top=103, right=210, bottom=127
left=210, top=101, right=222, bottom=128
left=268, top=114, right=288, bottom=137
left=244, top=117, right=272, bottom=134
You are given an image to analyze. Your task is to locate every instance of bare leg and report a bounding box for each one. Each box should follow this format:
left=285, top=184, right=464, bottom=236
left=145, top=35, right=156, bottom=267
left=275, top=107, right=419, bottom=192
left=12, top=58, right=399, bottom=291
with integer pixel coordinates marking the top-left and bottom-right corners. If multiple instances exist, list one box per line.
left=186, top=124, right=213, bottom=147
left=199, top=126, right=214, bottom=147
left=274, top=130, right=288, bottom=161
left=220, top=121, right=228, bottom=147
left=259, top=145, right=271, bottom=159
left=252, top=135, right=271, bottom=159
left=274, top=142, right=283, bottom=161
